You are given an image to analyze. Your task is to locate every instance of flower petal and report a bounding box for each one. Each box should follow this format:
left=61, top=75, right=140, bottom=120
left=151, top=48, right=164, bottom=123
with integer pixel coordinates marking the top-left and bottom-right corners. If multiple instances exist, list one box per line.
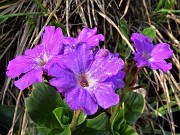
left=131, top=33, right=154, bottom=54
left=78, top=27, right=97, bottom=42
left=49, top=63, right=77, bottom=92
left=14, top=69, right=43, bottom=90
left=92, top=82, right=119, bottom=109
left=61, top=44, right=93, bottom=75
left=150, top=60, right=172, bottom=73
left=88, top=49, right=124, bottom=81
left=42, top=26, right=64, bottom=55
left=105, top=70, right=125, bottom=89
left=133, top=52, right=149, bottom=67
left=63, top=37, right=77, bottom=46
left=82, top=94, right=98, bottom=115
left=86, top=34, right=104, bottom=48
left=25, top=44, right=53, bottom=69
left=24, top=44, right=44, bottom=58
left=151, top=43, right=173, bottom=60
left=50, top=77, right=76, bottom=93
left=6, top=55, right=36, bottom=78
left=77, top=27, right=104, bottom=48
left=65, top=87, right=98, bottom=115
left=44, top=55, right=62, bottom=72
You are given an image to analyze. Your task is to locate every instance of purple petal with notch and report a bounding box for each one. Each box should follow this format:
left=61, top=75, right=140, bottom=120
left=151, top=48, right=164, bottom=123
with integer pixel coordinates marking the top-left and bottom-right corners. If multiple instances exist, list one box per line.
left=6, top=55, right=36, bottom=78
left=65, top=87, right=98, bottom=115
left=92, top=82, right=119, bottom=109
left=14, top=69, right=43, bottom=90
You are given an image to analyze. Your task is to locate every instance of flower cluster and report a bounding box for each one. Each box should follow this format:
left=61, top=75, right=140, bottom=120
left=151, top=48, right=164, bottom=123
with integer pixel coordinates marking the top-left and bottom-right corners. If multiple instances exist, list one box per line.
left=131, top=33, right=173, bottom=73
left=7, top=26, right=125, bottom=115
left=6, top=26, right=173, bottom=115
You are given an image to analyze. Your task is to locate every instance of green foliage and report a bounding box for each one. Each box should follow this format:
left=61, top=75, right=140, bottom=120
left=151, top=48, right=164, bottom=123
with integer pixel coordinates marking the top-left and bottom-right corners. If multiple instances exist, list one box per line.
left=142, top=27, right=156, bottom=41
left=34, top=0, right=47, bottom=13
left=35, top=127, right=51, bottom=135
left=110, top=91, right=145, bottom=135
left=0, top=105, right=23, bottom=134
left=143, top=127, right=180, bottom=135
left=111, top=102, right=138, bottom=135
left=0, top=12, right=43, bottom=20
left=73, top=112, right=111, bottom=135
left=156, top=9, right=180, bottom=13
left=48, top=126, right=71, bottom=135
left=122, top=92, right=145, bottom=124
left=24, top=83, right=76, bottom=134
left=77, top=111, right=87, bottom=126
left=154, top=0, right=176, bottom=12
left=118, top=20, right=131, bottom=60
left=53, top=107, right=71, bottom=128
left=152, top=0, right=177, bottom=23
left=114, top=125, right=138, bottom=135
left=25, top=83, right=62, bottom=128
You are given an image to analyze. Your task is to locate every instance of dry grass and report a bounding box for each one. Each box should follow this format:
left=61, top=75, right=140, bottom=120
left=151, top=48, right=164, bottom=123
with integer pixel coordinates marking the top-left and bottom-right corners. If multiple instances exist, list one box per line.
left=0, top=0, right=179, bottom=134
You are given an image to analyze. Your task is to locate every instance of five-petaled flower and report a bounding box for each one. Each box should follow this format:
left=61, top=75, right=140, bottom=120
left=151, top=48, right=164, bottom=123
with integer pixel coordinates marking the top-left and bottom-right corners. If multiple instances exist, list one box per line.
left=6, top=26, right=64, bottom=90
left=131, top=33, right=173, bottom=73
left=48, top=44, right=125, bottom=115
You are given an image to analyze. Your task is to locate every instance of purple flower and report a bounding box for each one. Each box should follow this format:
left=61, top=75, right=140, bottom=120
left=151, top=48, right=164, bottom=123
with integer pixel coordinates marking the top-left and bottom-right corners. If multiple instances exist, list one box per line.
left=131, top=33, right=173, bottom=73
left=63, top=27, right=104, bottom=49
left=48, top=44, right=125, bottom=115
left=6, top=26, right=64, bottom=90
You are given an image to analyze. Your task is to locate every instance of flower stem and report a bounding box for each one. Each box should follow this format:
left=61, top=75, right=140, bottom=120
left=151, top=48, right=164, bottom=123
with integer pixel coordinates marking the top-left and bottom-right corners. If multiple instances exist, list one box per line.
left=70, top=109, right=81, bottom=132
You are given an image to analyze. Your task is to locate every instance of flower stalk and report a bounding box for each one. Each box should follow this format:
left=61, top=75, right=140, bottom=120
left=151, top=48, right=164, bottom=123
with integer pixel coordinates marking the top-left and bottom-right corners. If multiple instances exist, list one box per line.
left=70, top=109, right=82, bottom=132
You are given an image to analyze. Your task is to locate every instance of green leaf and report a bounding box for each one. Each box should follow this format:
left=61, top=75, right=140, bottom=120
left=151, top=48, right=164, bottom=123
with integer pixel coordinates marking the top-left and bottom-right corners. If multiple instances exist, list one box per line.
left=60, top=100, right=73, bottom=112
left=25, top=83, right=62, bottom=128
left=36, top=127, right=51, bottom=135
left=85, top=112, right=109, bottom=130
left=48, top=128, right=63, bottom=135
left=156, top=9, right=180, bottom=13
left=119, top=20, right=129, bottom=38
left=111, top=108, right=125, bottom=132
left=73, top=129, right=112, bottom=135
left=53, top=100, right=87, bottom=126
left=59, top=126, right=71, bottom=135
left=142, top=27, right=156, bottom=41
left=124, top=48, right=131, bottom=60
left=122, top=92, right=145, bottom=124
left=118, top=20, right=131, bottom=60
left=54, top=100, right=73, bottom=122
left=48, top=126, right=71, bottom=135
left=34, top=0, right=47, bottom=13
left=151, top=102, right=179, bottom=118
left=0, top=105, right=23, bottom=133
left=73, top=113, right=111, bottom=135
left=0, top=12, right=43, bottom=20
left=119, top=125, right=138, bottom=135
left=53, top=107, right=70, bottom=128
left=77, top=111, right=87, bottom=126
left=110, top=107, right=138, bottom=135
left=142, top=127, right=180, bottom=135
left=114, top=131, right=120, bottom=135
left=154, top=0, right=164, bottom=12
left=24, top=119, right=50, bottom=135
left=164, top=0, right=176, bottom=9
